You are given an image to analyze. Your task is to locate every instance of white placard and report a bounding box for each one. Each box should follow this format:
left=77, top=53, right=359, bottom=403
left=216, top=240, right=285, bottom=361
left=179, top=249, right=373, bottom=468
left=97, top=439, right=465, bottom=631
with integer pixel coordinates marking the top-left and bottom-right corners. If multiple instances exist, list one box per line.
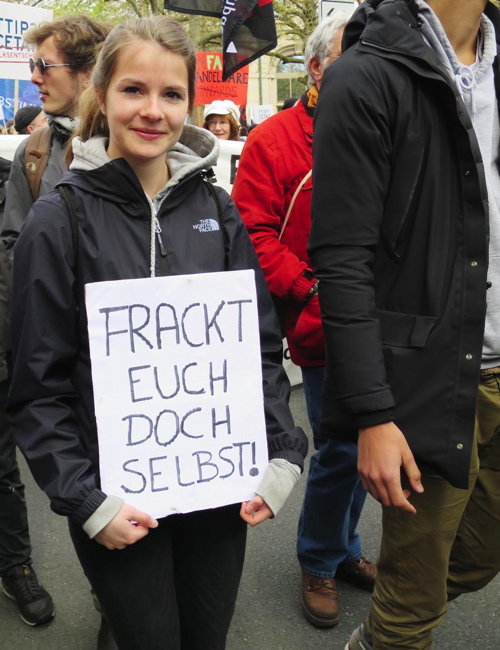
left=0, top=133, right=26, bottom=159
left=0, top=1, right=52, bottom=80
left=247, top=104, right=274, bottom=124
left=86, top=270, right=269, bottom=519
left=214, top=138, right=243, bottom=192
left=320, top=0, right=358, bottom=20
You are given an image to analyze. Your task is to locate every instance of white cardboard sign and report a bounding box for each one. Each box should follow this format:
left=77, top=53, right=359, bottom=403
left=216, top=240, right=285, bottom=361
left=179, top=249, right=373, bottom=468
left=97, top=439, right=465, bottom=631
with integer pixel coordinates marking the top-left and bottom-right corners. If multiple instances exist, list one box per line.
left=85, top=270, right=269, bottom=519
left=0, top=1, right=52, bottom=79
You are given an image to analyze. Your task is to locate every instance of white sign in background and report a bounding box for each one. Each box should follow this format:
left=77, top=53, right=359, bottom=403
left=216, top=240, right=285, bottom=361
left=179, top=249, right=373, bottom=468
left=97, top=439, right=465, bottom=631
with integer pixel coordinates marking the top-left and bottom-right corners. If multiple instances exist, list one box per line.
left=86, top=270, right=269, bottom=519
left=320, top=0, right=359, bottom=20
left=0, top=1, right=52, bottom=80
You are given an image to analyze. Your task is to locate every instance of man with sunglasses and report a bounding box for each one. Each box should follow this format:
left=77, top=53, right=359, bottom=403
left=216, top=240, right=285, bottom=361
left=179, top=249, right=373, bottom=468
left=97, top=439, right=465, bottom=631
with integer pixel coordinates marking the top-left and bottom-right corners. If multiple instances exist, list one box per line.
left=1, top=14, right=110, bottom=253
left=0, top=14, right=110, bottom=633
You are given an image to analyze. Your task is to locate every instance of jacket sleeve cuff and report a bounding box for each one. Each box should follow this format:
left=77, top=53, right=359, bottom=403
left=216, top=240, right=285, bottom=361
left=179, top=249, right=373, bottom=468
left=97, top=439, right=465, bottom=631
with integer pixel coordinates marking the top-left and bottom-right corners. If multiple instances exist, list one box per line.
left=290, top=273, right=317, bottom=303
left=255, top=458, right=301, bottom=516
left=71, top=488, right=108, bottom=527
left=268, top=446, right=307, bottom=473
left=82, top=495, right=125, bottom=539
left=354, top=408, right=395, bottom=430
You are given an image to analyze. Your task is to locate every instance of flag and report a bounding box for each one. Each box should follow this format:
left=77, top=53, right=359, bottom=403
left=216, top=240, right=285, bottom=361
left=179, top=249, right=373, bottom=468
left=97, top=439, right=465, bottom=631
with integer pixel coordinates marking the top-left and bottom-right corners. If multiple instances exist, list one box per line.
left=164, top=0, right=277, bottom=81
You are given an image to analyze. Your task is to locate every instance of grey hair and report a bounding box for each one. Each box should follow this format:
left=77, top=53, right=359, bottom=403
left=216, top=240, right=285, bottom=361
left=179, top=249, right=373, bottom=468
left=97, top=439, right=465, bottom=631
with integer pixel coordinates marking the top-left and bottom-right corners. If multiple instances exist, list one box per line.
left=304, top=11, right=349, bottom=88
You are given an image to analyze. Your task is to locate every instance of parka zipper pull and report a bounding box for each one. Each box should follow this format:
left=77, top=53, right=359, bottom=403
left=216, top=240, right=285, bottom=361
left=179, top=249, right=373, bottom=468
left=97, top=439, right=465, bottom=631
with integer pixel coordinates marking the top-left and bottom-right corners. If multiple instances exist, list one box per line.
left=154, top=219, right=167, bottom=257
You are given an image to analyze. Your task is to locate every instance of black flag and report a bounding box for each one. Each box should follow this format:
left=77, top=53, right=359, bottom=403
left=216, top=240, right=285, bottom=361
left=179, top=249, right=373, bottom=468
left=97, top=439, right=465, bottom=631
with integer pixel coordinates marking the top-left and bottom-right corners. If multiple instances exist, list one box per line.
left=164, top=0, right=277, bottom=81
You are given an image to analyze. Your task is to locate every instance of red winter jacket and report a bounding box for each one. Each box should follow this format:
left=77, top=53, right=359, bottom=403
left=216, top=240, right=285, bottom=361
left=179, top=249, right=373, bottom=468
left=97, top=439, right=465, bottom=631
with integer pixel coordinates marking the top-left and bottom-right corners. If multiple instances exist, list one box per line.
left=232, top=94, right=325, bottom=367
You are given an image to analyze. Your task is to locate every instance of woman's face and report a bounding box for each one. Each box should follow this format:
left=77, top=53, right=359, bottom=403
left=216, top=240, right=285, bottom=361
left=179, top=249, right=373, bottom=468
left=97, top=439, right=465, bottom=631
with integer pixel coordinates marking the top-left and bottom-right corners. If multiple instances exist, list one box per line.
left=101, top=40, right=189, bottom=171
left=206, top=114, right=231, bottom=140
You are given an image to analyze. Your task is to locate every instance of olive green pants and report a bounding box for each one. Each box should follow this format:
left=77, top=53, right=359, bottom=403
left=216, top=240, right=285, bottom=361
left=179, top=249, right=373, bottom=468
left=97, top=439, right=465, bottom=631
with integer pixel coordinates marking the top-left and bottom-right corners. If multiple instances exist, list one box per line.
left=366, top=374, right=500, bottom=649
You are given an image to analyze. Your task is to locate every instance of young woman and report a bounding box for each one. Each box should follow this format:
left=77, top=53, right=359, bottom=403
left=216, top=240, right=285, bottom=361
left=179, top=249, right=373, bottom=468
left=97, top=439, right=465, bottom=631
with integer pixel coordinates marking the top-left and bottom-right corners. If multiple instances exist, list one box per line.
left=7, top=17, right=307, bottom=650
left=202, top=99, right=241, bottom=141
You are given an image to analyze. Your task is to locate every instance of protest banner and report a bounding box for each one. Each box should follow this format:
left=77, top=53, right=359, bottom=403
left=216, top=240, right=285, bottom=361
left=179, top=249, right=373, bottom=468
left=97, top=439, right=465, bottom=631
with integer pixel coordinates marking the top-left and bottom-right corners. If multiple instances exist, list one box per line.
left=0, top=1, right=52, bottom=121
left=86, top=270, right=269, bottom=519
left=165, top=0, right=277, bottom=81
left=195, top=52, right=248, bottom=105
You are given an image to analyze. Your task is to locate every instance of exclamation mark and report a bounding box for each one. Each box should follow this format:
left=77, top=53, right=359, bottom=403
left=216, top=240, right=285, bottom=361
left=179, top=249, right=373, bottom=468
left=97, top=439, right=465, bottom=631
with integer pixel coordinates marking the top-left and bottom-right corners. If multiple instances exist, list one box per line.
left=249, top=442, right=259, bottom=476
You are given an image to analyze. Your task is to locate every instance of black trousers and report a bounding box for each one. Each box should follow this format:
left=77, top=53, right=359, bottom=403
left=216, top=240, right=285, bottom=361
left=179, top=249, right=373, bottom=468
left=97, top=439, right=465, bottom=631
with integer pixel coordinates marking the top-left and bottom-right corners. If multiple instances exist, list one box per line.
left=69, top=503, right=247, bottom=650
left=0, top=367, right=32, bottom=576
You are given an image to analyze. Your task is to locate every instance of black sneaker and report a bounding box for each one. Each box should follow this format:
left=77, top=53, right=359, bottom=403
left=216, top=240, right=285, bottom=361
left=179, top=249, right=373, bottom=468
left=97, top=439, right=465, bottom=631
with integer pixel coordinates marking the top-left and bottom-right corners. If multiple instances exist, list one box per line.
left=2, top=564, right=55, bottom=626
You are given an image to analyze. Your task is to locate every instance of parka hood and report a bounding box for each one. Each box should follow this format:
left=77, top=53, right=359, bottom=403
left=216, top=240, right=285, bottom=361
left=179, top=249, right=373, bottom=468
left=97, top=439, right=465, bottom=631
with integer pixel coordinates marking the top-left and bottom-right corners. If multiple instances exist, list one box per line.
left=343, top=0, right=499, bottom=59
left=342, top=0, right=425, bottom=56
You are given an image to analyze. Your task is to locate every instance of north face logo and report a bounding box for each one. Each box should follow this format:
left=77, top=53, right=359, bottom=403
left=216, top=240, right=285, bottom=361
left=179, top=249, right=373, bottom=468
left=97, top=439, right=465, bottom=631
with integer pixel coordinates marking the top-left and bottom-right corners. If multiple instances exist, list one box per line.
left=193, top=219, right=220, bottom=232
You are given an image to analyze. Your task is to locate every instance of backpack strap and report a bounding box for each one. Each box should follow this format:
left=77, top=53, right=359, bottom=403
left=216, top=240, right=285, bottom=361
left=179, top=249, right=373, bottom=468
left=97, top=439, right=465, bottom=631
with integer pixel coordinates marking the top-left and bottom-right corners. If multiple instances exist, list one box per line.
left=58, top=184, right=79, bottom=269
left=24, top=125, right=52, bottom=201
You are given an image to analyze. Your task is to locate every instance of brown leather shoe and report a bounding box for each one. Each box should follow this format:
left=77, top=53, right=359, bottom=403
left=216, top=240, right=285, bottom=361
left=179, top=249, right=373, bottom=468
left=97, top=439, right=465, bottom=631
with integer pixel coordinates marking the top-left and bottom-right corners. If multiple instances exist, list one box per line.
left=336, top=557, right=377, bottom=592
left=301, top=570, right=340, bottom=627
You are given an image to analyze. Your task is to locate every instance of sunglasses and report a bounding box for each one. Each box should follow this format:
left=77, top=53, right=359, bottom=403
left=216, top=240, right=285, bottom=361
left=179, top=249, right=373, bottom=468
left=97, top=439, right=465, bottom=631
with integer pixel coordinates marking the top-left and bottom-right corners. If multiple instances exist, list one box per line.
left=29, top=57, right=74, bottom=75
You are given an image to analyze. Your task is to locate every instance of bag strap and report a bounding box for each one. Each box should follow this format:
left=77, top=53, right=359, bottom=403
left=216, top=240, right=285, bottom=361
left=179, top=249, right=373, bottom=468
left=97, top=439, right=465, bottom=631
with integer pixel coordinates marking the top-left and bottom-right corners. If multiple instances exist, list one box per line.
left=279, top=169, right=312, bottom=241
left=58, top=185, right=79, bottom=269
left=24, top=125, right=52, bottom=202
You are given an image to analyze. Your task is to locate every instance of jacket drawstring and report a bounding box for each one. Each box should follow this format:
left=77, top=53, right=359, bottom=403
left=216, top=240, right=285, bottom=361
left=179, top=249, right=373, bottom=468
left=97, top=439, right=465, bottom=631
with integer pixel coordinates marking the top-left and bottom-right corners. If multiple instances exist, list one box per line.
left=455, top=65, right=478, bottom=119
left=147, top=196, right=157, bottom=278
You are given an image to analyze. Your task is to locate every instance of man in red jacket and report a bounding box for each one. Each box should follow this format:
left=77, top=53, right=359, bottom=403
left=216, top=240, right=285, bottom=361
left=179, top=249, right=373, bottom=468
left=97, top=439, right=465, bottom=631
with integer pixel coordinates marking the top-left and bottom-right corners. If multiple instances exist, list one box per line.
left=232, top=12, right=376, bottom=628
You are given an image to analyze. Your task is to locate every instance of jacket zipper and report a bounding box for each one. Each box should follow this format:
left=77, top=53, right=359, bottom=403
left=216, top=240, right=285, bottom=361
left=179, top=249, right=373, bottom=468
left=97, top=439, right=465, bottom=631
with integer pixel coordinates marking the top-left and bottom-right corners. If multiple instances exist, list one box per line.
left=361, top=40, right=406, bottom=56
left=154, top=218, right=167, bottom=257
left=146, top=195, right=168, bottom=277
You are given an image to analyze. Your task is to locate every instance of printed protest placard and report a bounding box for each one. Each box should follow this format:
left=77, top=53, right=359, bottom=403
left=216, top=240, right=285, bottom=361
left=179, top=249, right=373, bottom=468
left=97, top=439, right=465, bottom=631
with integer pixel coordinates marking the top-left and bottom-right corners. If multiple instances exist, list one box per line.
left=0, top=1, right=52, bottom=80
left=0, top=1, right=52, bottom=121
left=86, top=270, right=269, bottom=519
left=195, top=52, right=248, bottom=105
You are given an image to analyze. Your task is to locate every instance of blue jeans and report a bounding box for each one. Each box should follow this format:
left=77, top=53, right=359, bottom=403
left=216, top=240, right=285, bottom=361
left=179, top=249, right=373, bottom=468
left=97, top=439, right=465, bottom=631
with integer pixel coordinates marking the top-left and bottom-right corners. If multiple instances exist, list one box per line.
left=297, top=365, right=367, bottom=578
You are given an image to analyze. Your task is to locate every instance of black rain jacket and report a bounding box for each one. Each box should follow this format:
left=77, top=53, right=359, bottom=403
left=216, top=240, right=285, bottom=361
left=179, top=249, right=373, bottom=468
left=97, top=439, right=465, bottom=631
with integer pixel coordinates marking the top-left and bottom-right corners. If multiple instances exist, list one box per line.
left=309, top=0, right=500, bottom=488
left=8, top=136, right=307, bottom=526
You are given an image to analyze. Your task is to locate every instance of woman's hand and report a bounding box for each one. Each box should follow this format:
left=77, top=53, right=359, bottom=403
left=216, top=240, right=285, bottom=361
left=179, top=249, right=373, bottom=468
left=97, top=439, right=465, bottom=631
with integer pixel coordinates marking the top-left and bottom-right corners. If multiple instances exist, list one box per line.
left=94, top=504, right=158, bottom=550
left=239, top=496, right=273, bottom=527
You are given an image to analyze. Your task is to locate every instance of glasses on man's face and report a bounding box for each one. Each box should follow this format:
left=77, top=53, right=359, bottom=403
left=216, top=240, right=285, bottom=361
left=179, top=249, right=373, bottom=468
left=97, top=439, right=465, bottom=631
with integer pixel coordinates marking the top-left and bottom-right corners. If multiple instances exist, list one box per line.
left=29, top=57, right=74, bottom=75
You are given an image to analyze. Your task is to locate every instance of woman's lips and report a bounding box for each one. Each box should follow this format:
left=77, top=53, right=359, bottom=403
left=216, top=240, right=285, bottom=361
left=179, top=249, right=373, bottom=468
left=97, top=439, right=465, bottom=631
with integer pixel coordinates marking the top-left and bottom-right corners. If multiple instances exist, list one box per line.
left=133, top=128, right=165, bottom=140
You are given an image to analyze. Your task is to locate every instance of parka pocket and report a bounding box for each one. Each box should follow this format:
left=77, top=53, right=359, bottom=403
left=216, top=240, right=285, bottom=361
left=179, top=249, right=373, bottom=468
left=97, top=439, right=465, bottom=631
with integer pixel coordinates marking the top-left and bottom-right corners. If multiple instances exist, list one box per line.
left=376, top=309, right=436, bottom=348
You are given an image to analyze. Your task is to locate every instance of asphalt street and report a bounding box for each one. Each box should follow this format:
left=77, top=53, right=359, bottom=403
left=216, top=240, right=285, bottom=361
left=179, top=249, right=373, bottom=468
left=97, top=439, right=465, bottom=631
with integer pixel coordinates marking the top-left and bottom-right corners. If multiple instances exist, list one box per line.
left=1, top=385, right=499, bottom=650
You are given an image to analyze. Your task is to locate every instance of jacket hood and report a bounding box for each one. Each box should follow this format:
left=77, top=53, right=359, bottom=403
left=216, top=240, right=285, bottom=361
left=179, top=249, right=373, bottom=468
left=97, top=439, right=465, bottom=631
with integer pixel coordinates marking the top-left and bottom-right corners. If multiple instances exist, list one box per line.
left=343, top=0, right=426, bottom=55
left=66, top=123, right=219, bottom=206
left=343, top=0, right=500, bottom=59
